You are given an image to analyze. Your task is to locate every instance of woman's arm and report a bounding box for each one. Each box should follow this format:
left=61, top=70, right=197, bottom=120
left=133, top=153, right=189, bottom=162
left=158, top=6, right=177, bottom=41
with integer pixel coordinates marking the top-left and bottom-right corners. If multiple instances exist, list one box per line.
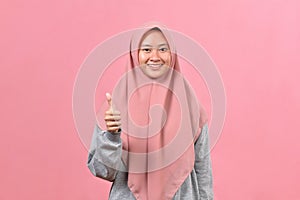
left=87, top=125, right=123, bottom=182
left=194, top=123, right=214, bottom=199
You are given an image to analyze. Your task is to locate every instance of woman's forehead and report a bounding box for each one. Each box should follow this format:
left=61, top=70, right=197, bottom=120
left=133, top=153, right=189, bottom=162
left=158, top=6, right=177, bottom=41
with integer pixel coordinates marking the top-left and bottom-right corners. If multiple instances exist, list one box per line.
left=139, top=30, right=169, bottom=46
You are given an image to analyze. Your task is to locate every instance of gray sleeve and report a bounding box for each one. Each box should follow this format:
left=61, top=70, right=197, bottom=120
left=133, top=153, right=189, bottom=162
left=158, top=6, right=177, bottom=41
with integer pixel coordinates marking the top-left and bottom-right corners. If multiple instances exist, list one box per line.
left=87, top=125, right=122, bottom=182
left=194, top=124, right=214, bottom=199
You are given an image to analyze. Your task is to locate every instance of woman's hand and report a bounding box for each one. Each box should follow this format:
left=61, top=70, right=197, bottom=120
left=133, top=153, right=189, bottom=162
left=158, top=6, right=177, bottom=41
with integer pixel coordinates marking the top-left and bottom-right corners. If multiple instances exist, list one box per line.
left=104, top=93, right=121, bottom=133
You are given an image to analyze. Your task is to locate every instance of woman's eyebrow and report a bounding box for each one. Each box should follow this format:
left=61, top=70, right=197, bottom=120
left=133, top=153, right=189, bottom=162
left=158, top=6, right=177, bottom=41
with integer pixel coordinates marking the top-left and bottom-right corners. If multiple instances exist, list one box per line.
left=140, top=43, right=169, bottom=47
left=140, top=44, right=152, bottom=47
left=158, top=43, right=169, bottom=47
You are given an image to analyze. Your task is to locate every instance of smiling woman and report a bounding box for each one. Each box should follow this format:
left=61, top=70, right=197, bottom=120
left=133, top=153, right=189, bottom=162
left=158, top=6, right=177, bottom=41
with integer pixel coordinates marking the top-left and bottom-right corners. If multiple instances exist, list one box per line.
left=87, top=24, right=213, bottom=200
left=138, top=28, right=171, bottom=79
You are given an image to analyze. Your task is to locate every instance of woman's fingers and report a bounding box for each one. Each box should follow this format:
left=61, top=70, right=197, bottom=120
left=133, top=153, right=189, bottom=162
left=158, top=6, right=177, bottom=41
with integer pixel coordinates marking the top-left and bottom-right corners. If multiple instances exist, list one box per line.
left=105, top=115, right=121, bottom=121
left=107, top=126, right=121, bottom=132
left=106, top=93, right=113, bottom=110
left=105, top=110, right=121, bottom=115
left=105, top=92, right=121, bottom=133
left=106, top=121, right=122, bottom=126
left=106, top=116, right=121, bottom=132
left=105, top=113, right=121, bottom=132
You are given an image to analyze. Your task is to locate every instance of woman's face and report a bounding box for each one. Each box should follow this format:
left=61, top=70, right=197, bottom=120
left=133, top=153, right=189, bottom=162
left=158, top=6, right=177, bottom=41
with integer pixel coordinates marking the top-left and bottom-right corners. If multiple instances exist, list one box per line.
left=138, top=30, right=171, bottom=79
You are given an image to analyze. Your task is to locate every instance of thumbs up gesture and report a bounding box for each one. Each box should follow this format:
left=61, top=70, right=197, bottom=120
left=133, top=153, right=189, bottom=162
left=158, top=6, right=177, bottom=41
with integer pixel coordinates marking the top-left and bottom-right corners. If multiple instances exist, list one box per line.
left=104, top=93, right=121, bottom=133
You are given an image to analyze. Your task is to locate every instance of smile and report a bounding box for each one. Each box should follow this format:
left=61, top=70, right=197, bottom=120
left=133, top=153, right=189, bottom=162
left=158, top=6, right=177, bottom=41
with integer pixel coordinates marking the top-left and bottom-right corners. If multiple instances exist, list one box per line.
left=147, top=64, right=163, bottom=70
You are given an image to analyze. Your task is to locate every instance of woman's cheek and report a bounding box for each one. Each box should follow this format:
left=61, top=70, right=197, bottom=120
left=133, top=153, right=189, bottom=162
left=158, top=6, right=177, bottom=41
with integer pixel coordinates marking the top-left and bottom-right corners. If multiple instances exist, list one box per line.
left=138, top=53, right=148, bottom=65
left=163, top=54, right=171, bottom=67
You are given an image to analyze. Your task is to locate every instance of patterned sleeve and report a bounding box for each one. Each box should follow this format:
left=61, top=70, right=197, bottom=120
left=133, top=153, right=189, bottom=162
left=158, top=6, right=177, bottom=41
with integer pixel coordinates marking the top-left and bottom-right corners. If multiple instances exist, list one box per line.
left=194, top=123, right=214, bottom=199
left=87, top=125, right=123, bottom=182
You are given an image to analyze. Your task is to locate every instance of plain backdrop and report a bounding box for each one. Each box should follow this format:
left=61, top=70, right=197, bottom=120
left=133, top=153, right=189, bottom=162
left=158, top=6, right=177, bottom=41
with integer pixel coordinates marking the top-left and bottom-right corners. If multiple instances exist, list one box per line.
left=1, top=0, right=299, bottom=199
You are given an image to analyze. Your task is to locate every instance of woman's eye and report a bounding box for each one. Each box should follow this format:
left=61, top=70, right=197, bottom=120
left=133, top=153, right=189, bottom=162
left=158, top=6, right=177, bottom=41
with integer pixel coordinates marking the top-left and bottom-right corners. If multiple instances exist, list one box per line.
left=159, top=48, right=169, bottom=52
left=142, top=48, right=151, bottom=53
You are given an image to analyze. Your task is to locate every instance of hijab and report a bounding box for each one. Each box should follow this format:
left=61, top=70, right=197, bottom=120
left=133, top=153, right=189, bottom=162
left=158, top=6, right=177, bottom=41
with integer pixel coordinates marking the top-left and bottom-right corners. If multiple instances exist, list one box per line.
left=111, top=24, right=208, bottom=200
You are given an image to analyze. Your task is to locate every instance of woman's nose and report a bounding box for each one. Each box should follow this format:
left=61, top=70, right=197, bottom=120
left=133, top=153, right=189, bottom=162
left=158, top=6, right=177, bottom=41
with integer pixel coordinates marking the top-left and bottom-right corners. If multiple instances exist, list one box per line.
left=150, top=49, right=160, bottom=61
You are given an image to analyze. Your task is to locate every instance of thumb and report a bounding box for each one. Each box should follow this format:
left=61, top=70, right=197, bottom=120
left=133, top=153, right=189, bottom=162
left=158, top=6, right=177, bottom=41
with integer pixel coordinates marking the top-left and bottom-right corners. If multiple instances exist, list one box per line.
left=106, top=92, right=113, bottom=110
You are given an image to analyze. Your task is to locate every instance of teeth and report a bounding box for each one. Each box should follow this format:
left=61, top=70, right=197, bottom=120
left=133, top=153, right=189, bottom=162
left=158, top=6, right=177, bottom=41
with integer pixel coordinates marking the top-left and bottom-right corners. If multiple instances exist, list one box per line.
left=146, top=64, right=162, bottom=71
left=147, top=64, right=162, bottom=66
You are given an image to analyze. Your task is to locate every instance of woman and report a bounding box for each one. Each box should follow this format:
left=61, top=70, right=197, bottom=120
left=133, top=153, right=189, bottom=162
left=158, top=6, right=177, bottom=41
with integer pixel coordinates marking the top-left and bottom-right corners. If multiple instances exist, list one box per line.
left=87, top=24, right=213, bottom=200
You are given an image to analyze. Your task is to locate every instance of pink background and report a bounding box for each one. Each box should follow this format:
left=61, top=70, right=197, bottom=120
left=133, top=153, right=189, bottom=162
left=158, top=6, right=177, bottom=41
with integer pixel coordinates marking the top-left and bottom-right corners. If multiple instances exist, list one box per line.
left=1, top=0, right=299, bottom=199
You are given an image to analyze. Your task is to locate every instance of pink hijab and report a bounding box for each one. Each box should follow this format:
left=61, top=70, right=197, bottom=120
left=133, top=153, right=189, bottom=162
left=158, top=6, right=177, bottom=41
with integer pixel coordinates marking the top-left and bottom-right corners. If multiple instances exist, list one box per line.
left=111, top=24, right=207, bottom=200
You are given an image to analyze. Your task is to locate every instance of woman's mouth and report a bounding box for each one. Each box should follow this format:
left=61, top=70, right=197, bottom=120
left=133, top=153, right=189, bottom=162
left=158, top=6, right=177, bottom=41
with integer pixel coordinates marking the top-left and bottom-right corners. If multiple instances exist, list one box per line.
left=147, top=64, right=163, bottom=70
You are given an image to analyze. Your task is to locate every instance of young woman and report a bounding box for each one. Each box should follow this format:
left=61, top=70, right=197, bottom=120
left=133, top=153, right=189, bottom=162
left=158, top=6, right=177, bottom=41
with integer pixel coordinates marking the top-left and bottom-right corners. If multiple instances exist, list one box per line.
left=87, top=24, right=213, bottom=200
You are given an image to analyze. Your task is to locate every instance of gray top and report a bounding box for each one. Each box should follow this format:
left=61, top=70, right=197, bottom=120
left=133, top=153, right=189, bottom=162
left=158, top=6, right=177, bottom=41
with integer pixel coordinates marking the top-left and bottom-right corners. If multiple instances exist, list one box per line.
left=87, top=124, right=213, bottom=200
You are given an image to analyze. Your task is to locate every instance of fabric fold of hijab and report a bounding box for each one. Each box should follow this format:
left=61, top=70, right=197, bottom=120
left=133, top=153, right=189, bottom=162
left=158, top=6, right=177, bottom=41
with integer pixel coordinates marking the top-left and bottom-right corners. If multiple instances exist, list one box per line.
left=111, top=24, right=208, bottom=200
